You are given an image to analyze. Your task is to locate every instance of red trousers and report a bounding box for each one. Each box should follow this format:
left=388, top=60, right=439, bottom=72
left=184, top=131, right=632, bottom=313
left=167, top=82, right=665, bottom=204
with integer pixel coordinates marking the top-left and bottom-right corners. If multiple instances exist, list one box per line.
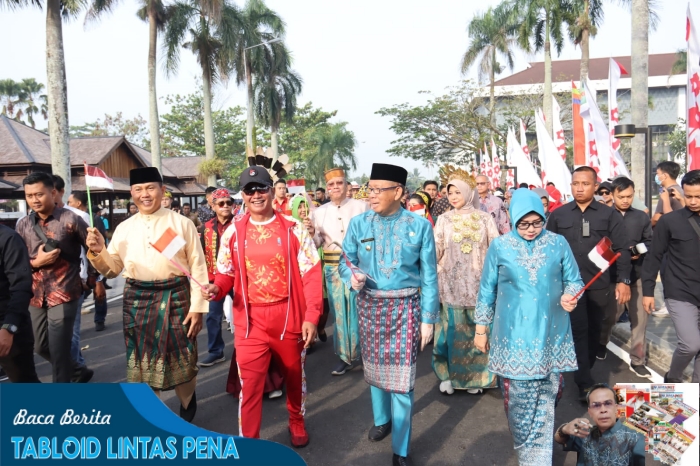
left=235, top=300, right=306, bottom=438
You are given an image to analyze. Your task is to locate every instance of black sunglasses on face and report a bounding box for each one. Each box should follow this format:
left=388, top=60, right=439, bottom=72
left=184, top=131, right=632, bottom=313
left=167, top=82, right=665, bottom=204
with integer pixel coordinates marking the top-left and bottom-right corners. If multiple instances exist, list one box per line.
left=598, top=190, right=610, bottom=195
left=242, top=185, right=271, bottom=196
left=217, top=200, right=233, bottom=207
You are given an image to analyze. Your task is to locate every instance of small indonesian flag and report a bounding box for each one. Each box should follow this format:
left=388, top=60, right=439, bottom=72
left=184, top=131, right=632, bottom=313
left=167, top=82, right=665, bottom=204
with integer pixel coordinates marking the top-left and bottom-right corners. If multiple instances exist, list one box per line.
left=151, top=228, right=187, bottom=260
left=408, top=204, right=425, bottom=217
left=287, top=179, right=305, bottom=195
left=84, top=163, right=114, bottom=190
left=588, top=237, right=616, bottom=271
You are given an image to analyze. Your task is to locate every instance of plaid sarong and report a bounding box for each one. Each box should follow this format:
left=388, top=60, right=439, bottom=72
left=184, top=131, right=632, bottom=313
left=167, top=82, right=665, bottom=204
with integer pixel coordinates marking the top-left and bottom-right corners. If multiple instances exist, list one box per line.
left=357, top=287, right=420, bottom=394
left=122, top=276, right=198, bottom=390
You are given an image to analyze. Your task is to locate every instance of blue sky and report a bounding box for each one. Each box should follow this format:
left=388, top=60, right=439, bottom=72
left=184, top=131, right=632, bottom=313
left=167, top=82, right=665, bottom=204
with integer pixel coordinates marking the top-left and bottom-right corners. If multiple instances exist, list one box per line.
left=0, top=0, right=694, bottom=180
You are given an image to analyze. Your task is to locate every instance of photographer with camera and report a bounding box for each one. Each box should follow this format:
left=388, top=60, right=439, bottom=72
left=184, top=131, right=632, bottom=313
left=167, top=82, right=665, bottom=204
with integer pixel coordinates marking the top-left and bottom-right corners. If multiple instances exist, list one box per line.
left=598, top=177, right=653, bottom=379
left=15, top=172, right=93, bottom=383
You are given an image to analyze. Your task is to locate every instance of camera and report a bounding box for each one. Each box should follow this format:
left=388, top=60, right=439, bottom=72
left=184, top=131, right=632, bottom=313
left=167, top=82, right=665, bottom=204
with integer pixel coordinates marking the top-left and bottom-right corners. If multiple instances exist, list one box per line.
left=631, top=243, right=648, bottom=256
left=44, top=238, right=60, bottom=252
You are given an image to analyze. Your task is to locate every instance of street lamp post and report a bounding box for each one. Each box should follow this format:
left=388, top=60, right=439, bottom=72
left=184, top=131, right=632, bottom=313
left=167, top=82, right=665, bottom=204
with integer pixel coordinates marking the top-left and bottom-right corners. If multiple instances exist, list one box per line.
left=243, top=38, right=282, bottom=160
left=614, top=124, right=653, bottom=215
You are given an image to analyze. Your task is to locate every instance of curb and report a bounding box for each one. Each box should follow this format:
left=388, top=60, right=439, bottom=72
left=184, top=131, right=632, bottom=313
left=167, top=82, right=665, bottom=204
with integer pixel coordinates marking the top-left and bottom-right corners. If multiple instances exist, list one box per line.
left=611, top=322, right=693, bottom=382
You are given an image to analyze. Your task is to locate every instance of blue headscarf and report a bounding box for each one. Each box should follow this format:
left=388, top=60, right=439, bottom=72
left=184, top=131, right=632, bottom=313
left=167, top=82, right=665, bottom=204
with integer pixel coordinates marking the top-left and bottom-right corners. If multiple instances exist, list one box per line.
left=508, top=188, right=546, bottom=227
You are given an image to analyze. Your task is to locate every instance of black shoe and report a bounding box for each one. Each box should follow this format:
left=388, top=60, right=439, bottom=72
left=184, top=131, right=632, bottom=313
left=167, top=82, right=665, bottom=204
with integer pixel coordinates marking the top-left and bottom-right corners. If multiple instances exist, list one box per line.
left=95, top=322, right=106, bottom=332
left=180, top=391, right=197, bottom=423
left=368, top=422, right=391, bottom=441
left=318, top=330, right=327, bottom=343
left=596, top=346, right=607, bottom=360
left=630, top=364, right=653, bottom=379
left=73, top=367, right=94, bottom=383
left=392, top=454, right=412, bottom=466
left=664, top=372, right=684, bottom=383
left=103, top=282, right=113, bottom=290
left=331, top=361, right=352, bottom=376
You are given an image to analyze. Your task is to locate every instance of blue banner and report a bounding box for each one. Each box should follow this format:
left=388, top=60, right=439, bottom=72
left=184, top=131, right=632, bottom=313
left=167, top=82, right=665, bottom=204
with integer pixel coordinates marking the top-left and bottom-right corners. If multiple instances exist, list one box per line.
left=0, top=384, right=305, bottom=465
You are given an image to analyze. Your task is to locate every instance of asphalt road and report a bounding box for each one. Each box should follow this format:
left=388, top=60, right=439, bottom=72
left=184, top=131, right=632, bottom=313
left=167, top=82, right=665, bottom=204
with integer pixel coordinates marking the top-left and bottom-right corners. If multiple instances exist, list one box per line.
left=26, top=299, right=654, bottom=466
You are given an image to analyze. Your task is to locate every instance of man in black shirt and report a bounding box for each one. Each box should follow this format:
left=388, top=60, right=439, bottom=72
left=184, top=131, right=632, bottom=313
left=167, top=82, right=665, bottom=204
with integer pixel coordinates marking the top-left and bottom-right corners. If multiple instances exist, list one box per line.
left=0, top=224, right=40, bottom=382
left=599, top=177, right=653, bottom=379
left=643, top=170, right=700, bottom=383
left=547, top=167, right=631, bottom=400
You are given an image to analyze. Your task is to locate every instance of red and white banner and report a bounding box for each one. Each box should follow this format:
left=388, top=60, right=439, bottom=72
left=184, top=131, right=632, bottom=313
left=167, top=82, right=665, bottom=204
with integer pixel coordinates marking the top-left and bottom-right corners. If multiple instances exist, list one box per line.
left=286, top=179, right=305, bottom=195
left=535, top=108, right=572, bottom=197
left=507, top=126, right=542, bottom=188
left=84, top=163, right=114, bottom=190
left=505, top=127, right=516, bottom=190
left=608, top=59, right=632, bottom=178
left=580, top=80, right=612, bottom=181
left=588, top=237, right=617, bottom=271
left=552, top=96, right=567, bottom=161
left=479, top=149, right=487, bottom=175
left=491, top=137, right=501, bottom=189
left=520, top=119, right=531, bottom=162
left=688, top=5, right=700, bottom=170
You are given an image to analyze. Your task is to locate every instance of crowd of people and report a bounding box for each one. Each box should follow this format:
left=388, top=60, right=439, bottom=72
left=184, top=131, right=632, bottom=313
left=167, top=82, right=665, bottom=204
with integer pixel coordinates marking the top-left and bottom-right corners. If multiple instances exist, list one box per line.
left=1, top=159, right=699, bottom=466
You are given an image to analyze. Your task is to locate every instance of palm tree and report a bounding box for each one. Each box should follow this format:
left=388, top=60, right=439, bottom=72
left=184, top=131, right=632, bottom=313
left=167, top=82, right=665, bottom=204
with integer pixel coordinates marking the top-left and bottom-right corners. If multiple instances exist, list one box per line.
left=232, top=0, right=285, bottom=160
left=253, top=41, right=302, bottom=165
left=1, top=0, right=81, bottom=199
left=164, top=0, right=242, bottom=185
left=670, top=48, right=687, bottom=75
left=20, top=78, right=46, bottom=128
left=87, top=0, right=168, bottom=174
left=514, top=0, right=574, bottom=137
left=0, top=78, right=25, bottom=118
left=305, top=122, right=357, bottom=186
left=568, top=0, right=604, bottom=82
left=461, top=4, right=519, bottom=124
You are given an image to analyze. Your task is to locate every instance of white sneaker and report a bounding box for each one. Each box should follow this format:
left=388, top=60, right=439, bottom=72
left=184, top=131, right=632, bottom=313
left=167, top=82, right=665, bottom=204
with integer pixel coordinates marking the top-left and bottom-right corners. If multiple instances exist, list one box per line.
left=652, top=306, right=669, bottom=317
left=467, top=389, right=483, bottom=395
left=268, top=390, right=283, bottom=399
left=439, top=380, right=454, bottom=395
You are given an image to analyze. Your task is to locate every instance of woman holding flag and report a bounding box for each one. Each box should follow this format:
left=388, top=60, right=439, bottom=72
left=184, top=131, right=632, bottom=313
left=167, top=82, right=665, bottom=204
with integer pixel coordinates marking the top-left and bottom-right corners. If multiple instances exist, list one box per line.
left=474, top=188, right=583, bottom=465
left=85, top=167, right=208, bottom=423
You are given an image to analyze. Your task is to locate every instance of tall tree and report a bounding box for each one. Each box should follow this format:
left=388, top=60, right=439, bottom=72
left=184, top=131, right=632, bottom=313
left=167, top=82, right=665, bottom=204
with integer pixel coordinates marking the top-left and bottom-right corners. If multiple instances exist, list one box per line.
left=514, top=0, right=574, bottom=137
left=164, top=0, right=242, bottom=185
left=305, top=122, right=357, bottom=186
left=568, top=0, right=604, bottom=82
left=461, top=3, right=519, bottom=124
left=19, top=78, right=46, bottom=127
left=0, top=78, right=26, bottom=118
left=87, top=0, right=168, bottom=174
left=232, top=0, right=285, bottom=160
left=253, top=41, right=302, bottom=165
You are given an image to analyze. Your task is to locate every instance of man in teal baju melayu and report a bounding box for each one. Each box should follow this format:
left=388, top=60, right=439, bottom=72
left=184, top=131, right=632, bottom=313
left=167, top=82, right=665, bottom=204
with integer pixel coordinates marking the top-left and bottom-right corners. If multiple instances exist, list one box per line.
left=339, top=163, right=438, bottom=466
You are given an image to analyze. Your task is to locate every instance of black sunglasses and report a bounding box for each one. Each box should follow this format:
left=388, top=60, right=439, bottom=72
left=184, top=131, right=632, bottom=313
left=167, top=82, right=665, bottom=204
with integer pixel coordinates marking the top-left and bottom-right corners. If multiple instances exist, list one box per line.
left=216, top=200, right=233, bottom=207
left=598, top=190, right=610, bottom=195
left=242, top=185, right=271, bottom=196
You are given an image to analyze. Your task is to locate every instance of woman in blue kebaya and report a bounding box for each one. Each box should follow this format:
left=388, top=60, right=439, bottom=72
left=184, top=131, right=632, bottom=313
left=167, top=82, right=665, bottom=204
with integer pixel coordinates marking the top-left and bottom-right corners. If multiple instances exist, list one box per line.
left=475, top=188, right=584, bottom=466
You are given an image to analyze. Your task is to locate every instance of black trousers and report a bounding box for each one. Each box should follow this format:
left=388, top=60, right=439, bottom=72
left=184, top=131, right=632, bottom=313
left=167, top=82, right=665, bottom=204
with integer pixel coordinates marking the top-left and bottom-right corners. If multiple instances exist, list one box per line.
left=569, top=286, right=616, bottom=390
left=0, top=314, right=40, bottom=383
left=29, top=299, right=80, bottom=383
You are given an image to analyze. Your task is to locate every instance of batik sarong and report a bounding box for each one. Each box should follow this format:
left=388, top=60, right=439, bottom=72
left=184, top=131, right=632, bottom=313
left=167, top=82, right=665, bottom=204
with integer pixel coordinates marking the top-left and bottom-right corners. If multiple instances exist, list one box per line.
left=122, top=276, right=198, bottom=390
left=500, top=372, right=564, bottom=466
left=432, top=304, right=498, bottom=389
left=357, top=287, right=420, bottom=394
left=324, top=262, right=360, bottom=364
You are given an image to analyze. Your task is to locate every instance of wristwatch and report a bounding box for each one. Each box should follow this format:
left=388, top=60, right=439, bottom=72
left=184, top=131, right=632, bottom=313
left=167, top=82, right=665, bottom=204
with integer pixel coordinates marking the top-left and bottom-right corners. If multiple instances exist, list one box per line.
left=1, top=324, right=18, bottom=334
left=619, top=279, right=632, bottom=286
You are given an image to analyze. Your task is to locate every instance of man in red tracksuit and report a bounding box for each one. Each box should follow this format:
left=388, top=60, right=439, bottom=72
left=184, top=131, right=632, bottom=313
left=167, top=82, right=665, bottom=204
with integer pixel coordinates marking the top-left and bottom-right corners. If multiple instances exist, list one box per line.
left=202, top=166, right=322, bottom=448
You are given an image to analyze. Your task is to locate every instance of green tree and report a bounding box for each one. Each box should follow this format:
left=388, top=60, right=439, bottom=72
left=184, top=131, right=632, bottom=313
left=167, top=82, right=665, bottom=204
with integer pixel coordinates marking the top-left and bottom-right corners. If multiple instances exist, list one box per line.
left=461, top=3, right=519, bottom=124
left=70, top=112, right=149, bottom=146
left=513, top=0, right=574, bottom=137
left=0, top=78, right=26, bottom=119
left=304, top=122, right=357, bottom=186
left=253, top=41, right=302, bottom=164
left=87, top=0, right=169, bottom=174
left=568, top=0, right=604, bottom=82
left=19, top=78, right=47, bottom=128
left=406, top=168, right=426, bottom=192
left=670, top=48, right=687, bottom=75
left=164, top=0, right=242, bottom=185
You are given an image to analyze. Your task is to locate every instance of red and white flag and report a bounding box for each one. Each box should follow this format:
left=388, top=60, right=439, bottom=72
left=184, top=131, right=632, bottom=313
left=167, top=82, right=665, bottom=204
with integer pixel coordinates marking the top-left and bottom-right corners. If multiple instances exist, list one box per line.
left=588, top=237, right=617, bottom=271
left=520, top=119, right=531, bottom=162
left=608, top=59, right=631, bottom=178
left=84, top=163, right=114, bottom=190
left=491, top=137, right=501, bottom=189
left=535, top=108, right=572, bottom=197
left=688, top=5, right=700, bottom=170
left=552, top=96, right=567, bottom=161
left=151, top=228, right=187, bottom=260
left=580, top=79, right=612, bottom=181
left=286, top=179, right=305, bottom=195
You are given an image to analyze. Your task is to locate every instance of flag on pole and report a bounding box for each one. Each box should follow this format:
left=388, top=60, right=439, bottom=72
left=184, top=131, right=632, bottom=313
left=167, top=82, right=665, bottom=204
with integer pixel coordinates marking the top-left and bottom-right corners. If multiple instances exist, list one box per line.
left=286, top=179, right=305, bottom=195
left=552, top=96, right=567, bottom=161
left=505, top=127, right=516, bottom=190
left=84, top=164, right=114, bottom=190
left=580, top=80, right=613, bottom=181
left=535, top=108, right=572, bottom=198
left=479, top=149, right=487, bottom=175
left=572, top=82, right=587, bottom=167
left=687, top=5, right=700, bottom=170
left=151, top=228, right=187, bottom=260
left=519, top=119, right=531, bottom=162
left=608, top=58, right=631, bottom=178
left=490, top=137, right=501, bottom=189
left=508, top=126, right=542, bottom=188
left=573, top=237, right=622, bottom=300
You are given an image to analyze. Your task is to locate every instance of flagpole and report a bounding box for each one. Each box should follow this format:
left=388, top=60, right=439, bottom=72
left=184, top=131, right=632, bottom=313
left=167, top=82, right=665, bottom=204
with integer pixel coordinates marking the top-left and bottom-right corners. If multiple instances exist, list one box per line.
left=572, top=253, right=622, bottom=301
left=84, top=162, right=94, bottom=228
